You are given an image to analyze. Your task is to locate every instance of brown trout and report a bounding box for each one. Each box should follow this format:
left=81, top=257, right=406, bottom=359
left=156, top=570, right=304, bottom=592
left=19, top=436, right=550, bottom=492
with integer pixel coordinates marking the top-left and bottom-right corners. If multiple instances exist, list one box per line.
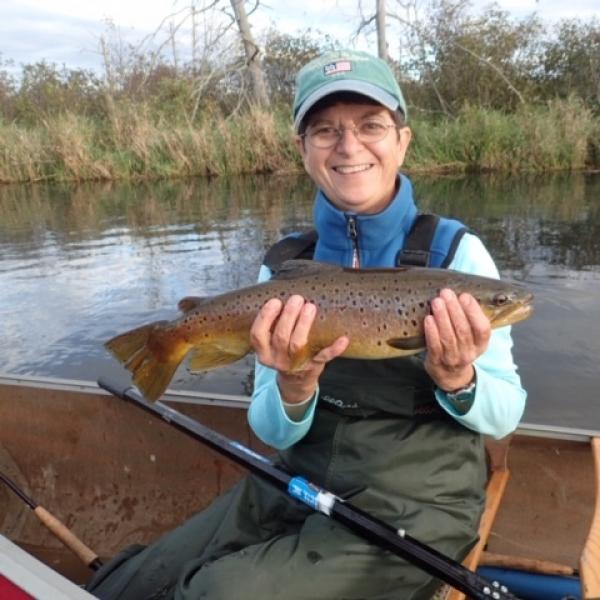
left=105, top=260, right=533, bottom=401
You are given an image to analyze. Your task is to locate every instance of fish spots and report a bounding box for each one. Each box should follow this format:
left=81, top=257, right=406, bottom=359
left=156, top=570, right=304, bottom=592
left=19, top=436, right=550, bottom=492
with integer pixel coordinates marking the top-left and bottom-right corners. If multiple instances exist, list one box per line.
left=306, top=551, right=322, bottom=565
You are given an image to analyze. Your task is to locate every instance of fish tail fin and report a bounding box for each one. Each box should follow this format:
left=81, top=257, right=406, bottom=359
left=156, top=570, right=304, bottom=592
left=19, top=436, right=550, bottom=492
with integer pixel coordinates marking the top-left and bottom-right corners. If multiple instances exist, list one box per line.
left=105, top=322, right=188, bottom=402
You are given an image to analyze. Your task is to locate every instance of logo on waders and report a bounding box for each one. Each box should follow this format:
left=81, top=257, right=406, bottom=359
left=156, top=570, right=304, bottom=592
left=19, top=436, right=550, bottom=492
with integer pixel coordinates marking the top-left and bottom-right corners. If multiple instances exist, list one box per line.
left=321, top=395, right=359, bottom=410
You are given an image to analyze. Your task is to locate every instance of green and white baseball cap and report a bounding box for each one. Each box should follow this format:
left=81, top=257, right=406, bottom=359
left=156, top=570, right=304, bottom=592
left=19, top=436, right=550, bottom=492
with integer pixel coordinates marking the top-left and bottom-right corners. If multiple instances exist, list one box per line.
left=293, top=49, right=407, bottom=131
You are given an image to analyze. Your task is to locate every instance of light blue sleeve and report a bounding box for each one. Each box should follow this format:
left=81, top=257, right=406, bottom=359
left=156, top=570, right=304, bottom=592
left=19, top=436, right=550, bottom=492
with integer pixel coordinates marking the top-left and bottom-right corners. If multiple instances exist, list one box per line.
left=247, top=265, right=319, bottom=450
left=434, top=233, right=527, bottom=439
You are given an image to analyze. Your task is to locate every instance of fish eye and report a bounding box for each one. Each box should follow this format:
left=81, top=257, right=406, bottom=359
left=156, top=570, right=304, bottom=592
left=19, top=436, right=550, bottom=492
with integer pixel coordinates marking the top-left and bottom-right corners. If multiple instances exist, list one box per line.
left=493, top=293, right=510, bottom=306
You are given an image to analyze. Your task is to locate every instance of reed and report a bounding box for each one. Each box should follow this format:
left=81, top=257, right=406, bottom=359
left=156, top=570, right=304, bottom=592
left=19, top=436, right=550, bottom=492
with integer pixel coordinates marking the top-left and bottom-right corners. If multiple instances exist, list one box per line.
left=407, top=97, right=595, bottom=173
left=0, top=97, right=597, bottom=184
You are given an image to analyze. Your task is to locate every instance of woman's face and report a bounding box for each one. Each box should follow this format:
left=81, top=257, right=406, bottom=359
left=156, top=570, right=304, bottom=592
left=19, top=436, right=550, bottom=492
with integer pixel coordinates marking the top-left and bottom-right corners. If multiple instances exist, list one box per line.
left=296, top=102, right=411, bottom=215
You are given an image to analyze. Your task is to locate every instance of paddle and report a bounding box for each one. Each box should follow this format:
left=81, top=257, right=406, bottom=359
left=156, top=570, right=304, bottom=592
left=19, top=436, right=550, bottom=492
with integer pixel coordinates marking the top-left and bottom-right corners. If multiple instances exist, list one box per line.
left=97, top=377, right=521, bottom=600
left=0, top=471, right=102, bottom=571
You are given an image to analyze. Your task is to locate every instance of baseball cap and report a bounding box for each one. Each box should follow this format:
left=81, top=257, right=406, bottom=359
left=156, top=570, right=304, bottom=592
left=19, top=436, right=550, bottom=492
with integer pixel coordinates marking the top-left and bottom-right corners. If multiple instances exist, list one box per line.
left=293, top=49, right=408, bottom=131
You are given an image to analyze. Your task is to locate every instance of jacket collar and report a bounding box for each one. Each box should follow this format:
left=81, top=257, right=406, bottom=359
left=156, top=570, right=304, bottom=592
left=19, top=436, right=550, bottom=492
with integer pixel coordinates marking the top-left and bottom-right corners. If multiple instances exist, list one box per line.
left=313, top=173, right=418, bottom=251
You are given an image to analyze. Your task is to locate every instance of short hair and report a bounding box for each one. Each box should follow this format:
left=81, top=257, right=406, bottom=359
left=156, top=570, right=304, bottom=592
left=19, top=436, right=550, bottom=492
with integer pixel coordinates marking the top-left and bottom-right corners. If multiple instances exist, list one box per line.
left=298, top=92, right=406, bottom=135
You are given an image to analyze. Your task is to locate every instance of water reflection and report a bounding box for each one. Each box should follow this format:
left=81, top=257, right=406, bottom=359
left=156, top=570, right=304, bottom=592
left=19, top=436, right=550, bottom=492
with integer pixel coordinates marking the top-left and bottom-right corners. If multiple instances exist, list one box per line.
left=1, top=172, right=599, bottom=428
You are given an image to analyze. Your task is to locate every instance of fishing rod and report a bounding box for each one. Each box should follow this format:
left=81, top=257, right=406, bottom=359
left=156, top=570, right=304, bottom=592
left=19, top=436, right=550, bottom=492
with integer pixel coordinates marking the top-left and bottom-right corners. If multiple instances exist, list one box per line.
left=98, top=377, right=521, bottom=600
left=0, top=471, right=102, bottom=571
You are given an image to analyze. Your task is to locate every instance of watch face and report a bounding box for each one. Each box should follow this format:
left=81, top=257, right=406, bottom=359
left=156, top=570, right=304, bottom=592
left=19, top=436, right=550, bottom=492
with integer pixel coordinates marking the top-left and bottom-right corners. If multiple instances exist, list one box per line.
left=446, top=383, right=476, bottom=414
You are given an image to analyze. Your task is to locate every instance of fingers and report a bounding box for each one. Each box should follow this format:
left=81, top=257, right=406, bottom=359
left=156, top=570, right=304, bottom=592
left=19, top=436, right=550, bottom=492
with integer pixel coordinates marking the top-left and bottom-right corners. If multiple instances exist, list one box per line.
left=424, top=289, right=491, bottom=389
left=428, top=290, right=474, bottom=364
left=250, top=293, right=351, bottom=378
left=274, top=296, right=315, bottom=358
left=458, top=293, right=491, bottom=348
left=250, top=295, right=318, bottom=370
left=250, top=297, right=283, bottom=358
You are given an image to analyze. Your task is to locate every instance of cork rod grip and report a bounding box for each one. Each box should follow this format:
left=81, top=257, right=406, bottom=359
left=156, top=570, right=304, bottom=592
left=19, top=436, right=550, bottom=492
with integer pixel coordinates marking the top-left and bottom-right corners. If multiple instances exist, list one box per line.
left=34, top=505, right=99, bottom=567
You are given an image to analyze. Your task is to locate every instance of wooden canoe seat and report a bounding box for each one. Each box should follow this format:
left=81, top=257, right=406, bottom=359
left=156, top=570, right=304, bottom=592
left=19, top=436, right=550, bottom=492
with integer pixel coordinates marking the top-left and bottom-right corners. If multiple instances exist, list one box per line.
left=434, top=435, right=512, bottom=600
left=581, top=437, right=600, bottom=600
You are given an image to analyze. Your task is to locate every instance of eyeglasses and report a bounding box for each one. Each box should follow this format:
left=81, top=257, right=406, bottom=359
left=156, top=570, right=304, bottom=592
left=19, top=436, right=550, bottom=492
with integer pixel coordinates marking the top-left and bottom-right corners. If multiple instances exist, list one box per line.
left=301, top=121, right=397, bottom=149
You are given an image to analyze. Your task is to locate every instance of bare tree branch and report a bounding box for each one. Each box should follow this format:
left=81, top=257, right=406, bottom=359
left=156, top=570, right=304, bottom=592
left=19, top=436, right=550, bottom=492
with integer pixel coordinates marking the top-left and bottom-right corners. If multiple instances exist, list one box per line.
left=451, top=41, right=525, bottom=104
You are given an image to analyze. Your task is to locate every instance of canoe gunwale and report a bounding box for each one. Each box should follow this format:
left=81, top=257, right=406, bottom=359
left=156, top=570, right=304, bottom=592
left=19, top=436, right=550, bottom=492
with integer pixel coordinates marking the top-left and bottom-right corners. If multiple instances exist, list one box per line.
left=1, top=372, right=598, bottom=442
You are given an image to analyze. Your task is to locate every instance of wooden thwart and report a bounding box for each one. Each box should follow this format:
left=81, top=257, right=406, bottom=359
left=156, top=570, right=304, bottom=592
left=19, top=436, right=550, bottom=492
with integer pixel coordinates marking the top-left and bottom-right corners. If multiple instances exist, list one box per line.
left=479, top=552, right=575, bottom=577
left=442, top=437, right=511, bottom=600
left=581, top=437, right=600, bottom=600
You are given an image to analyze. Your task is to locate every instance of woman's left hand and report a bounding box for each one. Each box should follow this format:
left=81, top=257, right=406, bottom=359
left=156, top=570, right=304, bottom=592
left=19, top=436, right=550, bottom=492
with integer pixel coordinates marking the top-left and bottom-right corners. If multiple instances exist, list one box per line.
left=423, top=288, right=491, bottom=392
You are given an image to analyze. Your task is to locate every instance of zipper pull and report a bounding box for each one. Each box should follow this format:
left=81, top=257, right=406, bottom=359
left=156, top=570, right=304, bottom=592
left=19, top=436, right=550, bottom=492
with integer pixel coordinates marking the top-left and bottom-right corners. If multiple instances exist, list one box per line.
left=346, top=216, right=360, bottom=268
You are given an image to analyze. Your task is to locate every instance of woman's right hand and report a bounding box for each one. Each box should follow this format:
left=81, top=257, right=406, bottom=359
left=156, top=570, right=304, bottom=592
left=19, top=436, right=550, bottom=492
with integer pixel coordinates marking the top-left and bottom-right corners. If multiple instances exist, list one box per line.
left=250, top=295, right=349, bottom=404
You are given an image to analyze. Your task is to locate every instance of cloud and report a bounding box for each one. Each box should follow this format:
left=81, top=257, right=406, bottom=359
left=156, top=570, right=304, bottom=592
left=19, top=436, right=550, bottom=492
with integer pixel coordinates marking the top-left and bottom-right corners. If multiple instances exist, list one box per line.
left=0, top=0, right=598, bottom=73
left=0, top=3, right=106, bottom=70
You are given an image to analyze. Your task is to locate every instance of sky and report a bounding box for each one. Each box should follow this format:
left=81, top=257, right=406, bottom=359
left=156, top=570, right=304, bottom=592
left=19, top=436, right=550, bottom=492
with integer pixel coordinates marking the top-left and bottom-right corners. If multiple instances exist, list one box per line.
left=1, top=0, right=599, bottom=74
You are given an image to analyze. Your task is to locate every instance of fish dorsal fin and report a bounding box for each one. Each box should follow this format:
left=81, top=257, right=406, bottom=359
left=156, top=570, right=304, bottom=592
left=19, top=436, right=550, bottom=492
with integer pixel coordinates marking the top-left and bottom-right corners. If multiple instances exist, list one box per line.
left=178, top=296, right=208, bottom=313
left=341, top=266, right=414, bottom=275
left=273, top=259, right=340, bottom=280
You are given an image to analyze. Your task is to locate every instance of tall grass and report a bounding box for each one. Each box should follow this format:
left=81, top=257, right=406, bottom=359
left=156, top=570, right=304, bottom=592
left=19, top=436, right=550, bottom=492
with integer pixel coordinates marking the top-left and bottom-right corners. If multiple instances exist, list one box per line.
left=0, top=105, right=301, bottom=183
left=407, top=97, right=595, bottom=173
left=0, top=96, right=598, bottom=183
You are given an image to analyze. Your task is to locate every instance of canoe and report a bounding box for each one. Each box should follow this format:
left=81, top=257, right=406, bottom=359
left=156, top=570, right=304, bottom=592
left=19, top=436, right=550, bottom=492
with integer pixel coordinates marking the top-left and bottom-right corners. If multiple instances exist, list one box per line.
left=0, top=373, right=598, bottom=599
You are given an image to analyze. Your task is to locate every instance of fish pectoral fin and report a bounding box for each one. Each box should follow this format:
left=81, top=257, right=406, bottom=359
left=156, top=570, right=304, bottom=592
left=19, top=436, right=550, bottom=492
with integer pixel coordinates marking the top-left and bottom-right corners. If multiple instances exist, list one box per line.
left=274, top=259, right=340, bottom=280
left=178, top=296, right=207, bottom=313
left=386, top=336, right=426, bottom=352
left=187, top=340, right=251, bottom=373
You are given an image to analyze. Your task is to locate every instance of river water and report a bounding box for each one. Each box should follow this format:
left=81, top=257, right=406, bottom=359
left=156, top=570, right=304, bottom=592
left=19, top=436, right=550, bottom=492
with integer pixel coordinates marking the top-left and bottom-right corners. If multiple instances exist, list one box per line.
left=1, top=172, right=599, bottom=429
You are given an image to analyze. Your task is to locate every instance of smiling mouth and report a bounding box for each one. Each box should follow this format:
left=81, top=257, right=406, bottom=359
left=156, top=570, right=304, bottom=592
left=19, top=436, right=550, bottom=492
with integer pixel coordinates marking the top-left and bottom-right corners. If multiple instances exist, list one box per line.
left=333, top=164, right=373, bottom=174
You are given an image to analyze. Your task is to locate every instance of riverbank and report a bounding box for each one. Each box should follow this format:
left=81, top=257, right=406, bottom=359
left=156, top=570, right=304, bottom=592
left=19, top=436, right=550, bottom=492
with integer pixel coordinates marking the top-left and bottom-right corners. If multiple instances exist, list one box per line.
left=0, top=97, right=597, bottom=183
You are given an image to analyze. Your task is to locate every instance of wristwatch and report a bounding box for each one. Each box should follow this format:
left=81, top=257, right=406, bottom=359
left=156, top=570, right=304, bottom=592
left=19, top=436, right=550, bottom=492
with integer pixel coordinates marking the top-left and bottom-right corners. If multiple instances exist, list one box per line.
left=444, top=380, right=476, bottom=414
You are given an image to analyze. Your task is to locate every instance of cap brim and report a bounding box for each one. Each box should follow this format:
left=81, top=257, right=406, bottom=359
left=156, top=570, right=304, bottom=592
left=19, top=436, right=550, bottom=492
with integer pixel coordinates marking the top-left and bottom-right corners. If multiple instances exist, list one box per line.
left=294, top=80, right=400, bottom=131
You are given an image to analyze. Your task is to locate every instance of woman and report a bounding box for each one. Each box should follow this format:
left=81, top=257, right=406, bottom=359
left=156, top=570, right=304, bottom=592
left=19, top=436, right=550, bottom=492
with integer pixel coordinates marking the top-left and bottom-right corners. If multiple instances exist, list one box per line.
left=88, top=49, right=526, bottom=600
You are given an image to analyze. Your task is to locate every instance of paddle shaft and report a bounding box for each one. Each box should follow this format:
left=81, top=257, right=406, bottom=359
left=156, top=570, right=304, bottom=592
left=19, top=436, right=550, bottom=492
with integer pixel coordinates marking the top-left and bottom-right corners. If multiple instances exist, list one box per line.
left=0, top=472, right=102, bottom=571
left=98, top=377, right=521, bottom=600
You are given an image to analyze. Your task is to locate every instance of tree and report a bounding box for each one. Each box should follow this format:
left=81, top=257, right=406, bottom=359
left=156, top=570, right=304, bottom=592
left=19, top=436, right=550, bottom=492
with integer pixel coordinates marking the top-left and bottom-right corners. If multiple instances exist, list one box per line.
left=376, top=0, right=388, bottom=61
left=230, top=0, right=270, bottom=107
left=540, top=18, right=600, bottom=113
left=386, top=0, right=542, bottom=116
left=355, top=0, right=390, bottom=62
left=262, top=29, right=339, bottom=106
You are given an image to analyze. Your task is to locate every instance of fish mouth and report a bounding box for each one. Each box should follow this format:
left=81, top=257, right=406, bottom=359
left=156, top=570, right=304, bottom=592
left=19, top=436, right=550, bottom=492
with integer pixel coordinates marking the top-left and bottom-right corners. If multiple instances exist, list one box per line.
left=490, top=293, right=534, bottom=328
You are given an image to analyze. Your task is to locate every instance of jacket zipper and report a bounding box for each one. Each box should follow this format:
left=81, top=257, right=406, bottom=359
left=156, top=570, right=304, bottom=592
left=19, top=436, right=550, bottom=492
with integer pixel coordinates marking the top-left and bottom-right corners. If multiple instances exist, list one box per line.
left=346, top=215, right=360, bottom=268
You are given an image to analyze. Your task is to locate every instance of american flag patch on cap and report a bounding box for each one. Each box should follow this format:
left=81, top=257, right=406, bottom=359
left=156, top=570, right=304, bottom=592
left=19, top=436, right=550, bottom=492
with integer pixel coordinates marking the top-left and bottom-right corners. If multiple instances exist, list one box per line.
left=324, top=60, right=352, bottom=76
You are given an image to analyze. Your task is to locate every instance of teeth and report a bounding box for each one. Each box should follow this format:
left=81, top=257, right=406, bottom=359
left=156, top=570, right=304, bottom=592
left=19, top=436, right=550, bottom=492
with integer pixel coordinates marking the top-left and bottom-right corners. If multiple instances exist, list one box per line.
left=334, top=164, right=371, bottom=174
